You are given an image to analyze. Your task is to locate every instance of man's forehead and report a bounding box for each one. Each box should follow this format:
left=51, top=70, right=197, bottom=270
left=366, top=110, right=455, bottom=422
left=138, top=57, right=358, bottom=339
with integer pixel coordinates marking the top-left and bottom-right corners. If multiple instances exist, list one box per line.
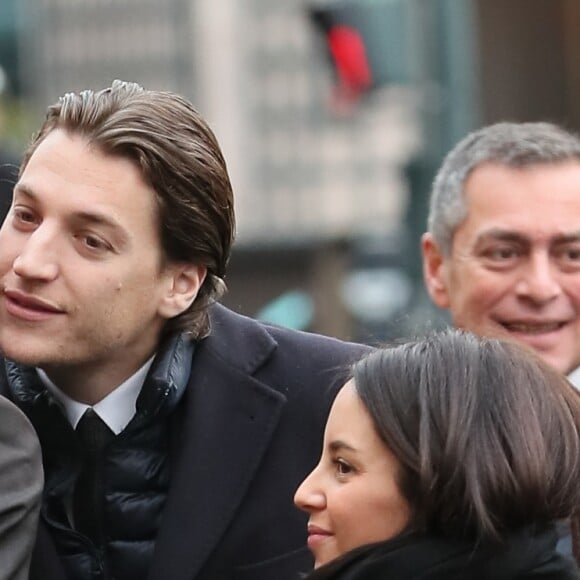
left=463, top=160, right=580, bottom=199
left=458, top=160, right=580, bottom=224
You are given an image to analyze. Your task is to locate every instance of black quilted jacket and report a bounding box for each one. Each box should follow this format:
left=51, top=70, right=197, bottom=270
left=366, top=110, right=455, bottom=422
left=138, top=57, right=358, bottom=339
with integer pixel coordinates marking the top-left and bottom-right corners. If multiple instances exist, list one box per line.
left=5, top=333, right=194, bottom=580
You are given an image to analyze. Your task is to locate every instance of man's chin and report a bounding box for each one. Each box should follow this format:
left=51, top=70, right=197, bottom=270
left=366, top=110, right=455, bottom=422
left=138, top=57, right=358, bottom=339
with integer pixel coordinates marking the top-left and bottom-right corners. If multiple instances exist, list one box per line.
left=461, top=322, right=574, bottom=375
left=536, top=353, right=577, bottom=376
left=0, top=343, right=58, bottom=368
left=498, top=335, right=573, bottom=376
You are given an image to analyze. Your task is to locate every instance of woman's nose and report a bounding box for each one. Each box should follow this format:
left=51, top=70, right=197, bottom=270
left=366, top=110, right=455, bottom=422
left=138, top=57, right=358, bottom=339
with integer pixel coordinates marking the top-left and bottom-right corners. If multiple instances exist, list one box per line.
left=294, top=465, right=326, bottom=513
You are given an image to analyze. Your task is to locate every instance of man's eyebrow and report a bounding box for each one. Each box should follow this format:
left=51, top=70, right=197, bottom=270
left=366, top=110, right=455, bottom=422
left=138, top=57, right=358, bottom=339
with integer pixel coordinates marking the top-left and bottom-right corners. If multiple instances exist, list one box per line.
left=474, top=229, right=527, bottom=245
left=475, top=228, right=580, bottom=245
left=13, top=182, right=36, bottom=199
left=69, top=212, right=131, bottom=248
left=329, top=440, right=357, bottom=453
left=73, top=211, right=123, bottom=229
left=552, top=233, right=580, bottom=244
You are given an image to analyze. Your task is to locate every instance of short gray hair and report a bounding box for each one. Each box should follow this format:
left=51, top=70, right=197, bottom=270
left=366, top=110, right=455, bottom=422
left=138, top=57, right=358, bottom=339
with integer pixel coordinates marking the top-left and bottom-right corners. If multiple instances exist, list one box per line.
left=427, top=122, right=580, bottom=256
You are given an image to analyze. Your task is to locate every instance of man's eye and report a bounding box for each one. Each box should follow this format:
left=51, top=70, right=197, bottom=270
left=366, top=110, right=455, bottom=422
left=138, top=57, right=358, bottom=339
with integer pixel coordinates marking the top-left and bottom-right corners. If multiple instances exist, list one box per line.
left=562, top=248, right=580, bottom=261
left=13, top=209, right=37, bottom=224
left=486, top=247, right=517, bottom=260
left=78, top=234, right=110, bottom=252
left=84, top=236, right=104, bottom=249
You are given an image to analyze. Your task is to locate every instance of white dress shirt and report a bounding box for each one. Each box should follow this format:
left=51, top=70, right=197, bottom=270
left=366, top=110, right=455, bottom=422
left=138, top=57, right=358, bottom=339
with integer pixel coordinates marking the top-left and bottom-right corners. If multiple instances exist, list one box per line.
left=37, top=356, right=155, bottom=435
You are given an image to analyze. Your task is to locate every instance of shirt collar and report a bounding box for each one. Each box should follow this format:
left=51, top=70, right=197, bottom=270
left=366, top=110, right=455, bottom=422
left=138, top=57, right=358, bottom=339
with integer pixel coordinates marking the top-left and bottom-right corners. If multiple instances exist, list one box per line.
left=567, top=367, right=580, bottom=390
left=37, top=356, right=155, bottom=435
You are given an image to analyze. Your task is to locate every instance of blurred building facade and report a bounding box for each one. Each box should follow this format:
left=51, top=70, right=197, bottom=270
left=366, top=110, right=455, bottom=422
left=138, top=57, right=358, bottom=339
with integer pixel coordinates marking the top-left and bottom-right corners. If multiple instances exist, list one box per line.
left=18, top=0, right=194, bottom=102
left=15, top=0, right=426, bottom=341
left=11, top=0, right=580, bottom=342
left=17, top=0, right=419, bottom=242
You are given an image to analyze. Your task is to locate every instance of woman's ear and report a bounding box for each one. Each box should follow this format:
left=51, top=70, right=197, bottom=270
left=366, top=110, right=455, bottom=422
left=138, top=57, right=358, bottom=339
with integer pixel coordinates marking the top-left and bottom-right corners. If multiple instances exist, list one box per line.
left=158, top=264, right=207, bottom=319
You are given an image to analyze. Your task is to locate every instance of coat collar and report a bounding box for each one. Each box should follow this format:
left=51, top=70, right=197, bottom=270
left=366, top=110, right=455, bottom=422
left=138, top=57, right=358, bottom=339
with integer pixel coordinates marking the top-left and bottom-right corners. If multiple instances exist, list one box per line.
left=148, top=305, right=285, bottom=580
left=199, top=303, right=279, bottom=375
left=306, top=525, right=573, bottom=580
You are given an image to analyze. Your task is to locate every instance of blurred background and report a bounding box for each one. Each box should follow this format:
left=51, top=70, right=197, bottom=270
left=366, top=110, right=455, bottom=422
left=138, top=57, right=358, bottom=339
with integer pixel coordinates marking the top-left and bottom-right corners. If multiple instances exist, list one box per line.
left=1, top=0, right=580, bottom=344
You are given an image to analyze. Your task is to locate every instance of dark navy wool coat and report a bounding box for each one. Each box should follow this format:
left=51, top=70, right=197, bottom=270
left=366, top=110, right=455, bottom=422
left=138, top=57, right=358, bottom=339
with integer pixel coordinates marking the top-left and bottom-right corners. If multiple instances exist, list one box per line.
left=1, top=304, right=369, bottom=580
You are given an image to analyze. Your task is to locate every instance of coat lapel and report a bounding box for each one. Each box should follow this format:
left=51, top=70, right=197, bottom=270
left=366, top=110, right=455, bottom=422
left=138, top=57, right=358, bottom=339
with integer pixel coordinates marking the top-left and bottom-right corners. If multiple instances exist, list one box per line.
left=148, top=307, right=285, bottom=580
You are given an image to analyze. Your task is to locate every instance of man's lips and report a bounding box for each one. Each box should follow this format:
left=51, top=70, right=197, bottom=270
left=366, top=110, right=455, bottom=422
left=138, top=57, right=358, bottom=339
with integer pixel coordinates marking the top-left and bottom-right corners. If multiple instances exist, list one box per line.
left=3, top=289, right=65, bottom=319
left=499, top=320, right=567, bottom=334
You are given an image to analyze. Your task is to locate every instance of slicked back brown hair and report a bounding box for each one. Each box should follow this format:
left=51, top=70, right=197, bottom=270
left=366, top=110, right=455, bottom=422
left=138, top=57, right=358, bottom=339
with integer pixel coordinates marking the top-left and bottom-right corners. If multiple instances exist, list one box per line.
left=20, top=80, right=235, bottom=338
left=352, top=329, right=580, bottom=541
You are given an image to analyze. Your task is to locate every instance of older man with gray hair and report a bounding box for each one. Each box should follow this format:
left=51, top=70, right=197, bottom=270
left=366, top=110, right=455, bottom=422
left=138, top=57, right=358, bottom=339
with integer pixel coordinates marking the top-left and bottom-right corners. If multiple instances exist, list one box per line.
left=422, top=121, right=580, bottom=384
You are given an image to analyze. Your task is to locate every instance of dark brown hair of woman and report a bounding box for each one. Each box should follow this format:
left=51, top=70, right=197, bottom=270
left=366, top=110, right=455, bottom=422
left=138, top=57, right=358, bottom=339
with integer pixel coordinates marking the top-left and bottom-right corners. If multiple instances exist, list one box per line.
left=353, top=329, right=580, bottom=543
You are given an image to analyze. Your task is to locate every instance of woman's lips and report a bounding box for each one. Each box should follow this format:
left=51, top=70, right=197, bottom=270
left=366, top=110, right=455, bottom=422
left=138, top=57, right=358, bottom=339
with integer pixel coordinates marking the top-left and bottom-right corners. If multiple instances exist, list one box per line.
left=307, top=524, right=333, bottom=548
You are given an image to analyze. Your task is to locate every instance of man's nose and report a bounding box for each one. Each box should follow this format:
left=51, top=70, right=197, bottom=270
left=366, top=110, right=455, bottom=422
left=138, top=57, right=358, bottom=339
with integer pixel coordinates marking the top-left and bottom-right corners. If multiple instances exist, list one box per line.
left=515, top=253, right=561, bottom=305
left=12, top=227, right=60, bottom=281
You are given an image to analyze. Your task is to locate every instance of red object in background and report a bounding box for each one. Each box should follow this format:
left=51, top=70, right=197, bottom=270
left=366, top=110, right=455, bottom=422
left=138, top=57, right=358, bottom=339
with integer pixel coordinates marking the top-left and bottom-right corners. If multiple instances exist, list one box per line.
left=327, top=25, right=372, bottom=95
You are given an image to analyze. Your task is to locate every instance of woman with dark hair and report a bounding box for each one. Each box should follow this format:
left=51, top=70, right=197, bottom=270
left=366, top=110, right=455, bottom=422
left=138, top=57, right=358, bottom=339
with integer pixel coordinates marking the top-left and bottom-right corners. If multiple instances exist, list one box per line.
left=294, top=329, right=580, bottom=579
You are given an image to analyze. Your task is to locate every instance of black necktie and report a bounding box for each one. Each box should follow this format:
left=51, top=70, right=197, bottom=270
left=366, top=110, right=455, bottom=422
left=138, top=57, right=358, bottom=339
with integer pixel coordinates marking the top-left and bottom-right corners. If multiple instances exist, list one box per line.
left=73, top=408, right=114, bottom=545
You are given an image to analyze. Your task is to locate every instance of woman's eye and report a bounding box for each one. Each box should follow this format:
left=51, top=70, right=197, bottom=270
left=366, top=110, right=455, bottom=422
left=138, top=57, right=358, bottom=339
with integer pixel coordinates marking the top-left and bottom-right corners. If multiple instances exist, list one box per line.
left=334, top=459, right=354, bottom=476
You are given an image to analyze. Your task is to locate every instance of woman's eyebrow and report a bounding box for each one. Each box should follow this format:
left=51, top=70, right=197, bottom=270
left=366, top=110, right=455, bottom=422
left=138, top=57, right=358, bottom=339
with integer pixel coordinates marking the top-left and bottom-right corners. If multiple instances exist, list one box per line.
left=329, top=440, right=357, bottom=453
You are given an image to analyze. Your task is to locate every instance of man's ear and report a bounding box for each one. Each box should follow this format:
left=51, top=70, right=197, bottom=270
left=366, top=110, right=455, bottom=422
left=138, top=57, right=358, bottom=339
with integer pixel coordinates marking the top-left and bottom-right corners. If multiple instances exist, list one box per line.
left=158, top=264, right=207, bottom=319
left=421, top=233, right=451, bottom=309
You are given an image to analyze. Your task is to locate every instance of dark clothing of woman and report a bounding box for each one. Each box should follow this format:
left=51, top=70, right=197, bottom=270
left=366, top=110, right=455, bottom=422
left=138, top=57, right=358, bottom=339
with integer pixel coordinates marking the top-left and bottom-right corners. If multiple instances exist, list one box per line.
left=306, top=525, right=579, bottom=580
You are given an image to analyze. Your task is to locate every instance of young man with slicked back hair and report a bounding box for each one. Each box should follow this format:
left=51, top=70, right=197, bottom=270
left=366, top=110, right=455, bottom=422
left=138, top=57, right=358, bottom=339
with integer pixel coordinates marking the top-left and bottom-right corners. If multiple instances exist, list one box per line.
left=0, top=80, right=368, bottom=580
